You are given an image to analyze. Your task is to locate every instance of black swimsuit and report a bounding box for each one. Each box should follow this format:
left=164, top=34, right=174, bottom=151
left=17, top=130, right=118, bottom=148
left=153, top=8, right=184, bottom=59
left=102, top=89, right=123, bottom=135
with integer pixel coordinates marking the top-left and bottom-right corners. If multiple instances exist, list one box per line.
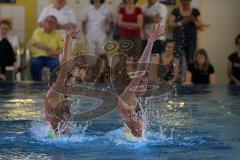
left=158, top=56, right=174, bottom=81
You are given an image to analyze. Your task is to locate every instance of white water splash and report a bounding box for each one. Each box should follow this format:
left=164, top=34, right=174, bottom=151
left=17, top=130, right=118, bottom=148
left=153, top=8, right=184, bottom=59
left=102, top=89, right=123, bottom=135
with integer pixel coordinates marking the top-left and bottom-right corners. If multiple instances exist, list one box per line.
left=30, top=120, right=95, bottom=143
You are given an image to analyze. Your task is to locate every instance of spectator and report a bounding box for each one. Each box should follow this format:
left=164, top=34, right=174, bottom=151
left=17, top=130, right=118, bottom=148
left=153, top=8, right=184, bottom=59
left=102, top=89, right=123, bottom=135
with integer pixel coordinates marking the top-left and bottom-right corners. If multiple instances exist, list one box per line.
left=38, top=0, right=77, bottom=34
left=112, top=0, right=125, bottom=41
left=185, top=49, right=216, bottom=85
left=150, top=39, right=179, bottom=84
left=0, top=19, right=19, bottom=52
left=0, top=19, right=23, bottom=80
left=227, top=34, right=240, bottom=85
left=169, top=0, right=206, bottom=65
left=29, top=15, right=63, bottom=81
left=82, top=0, right=113, bottom=55
left=117, top=0, right=143, bottom=58
left=143, top=0, right=168, bottom=54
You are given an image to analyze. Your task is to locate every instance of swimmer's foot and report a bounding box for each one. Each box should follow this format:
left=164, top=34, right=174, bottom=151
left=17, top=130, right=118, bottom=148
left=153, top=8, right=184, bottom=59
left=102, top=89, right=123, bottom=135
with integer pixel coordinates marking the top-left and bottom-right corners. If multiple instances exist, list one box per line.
left=124, top=128, right=142, bottom=141
left=48, top=127, right=57, bottom=138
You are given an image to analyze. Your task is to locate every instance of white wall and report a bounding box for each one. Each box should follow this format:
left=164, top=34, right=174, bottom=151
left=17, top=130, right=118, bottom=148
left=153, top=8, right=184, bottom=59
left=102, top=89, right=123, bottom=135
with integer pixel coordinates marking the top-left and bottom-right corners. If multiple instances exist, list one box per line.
left=198, top=0, right=240, bottom=84
left=0, top=6, right=25, bottom=43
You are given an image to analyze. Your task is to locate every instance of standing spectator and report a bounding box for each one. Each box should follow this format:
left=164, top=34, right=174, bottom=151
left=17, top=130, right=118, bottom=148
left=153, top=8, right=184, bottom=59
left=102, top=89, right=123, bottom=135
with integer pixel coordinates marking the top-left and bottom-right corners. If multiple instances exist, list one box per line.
left=117, top=0, right=143, bottom=58
left=169, top=0, right=205, bottom=65
left=150, top=39, right=179, bottom=84
left=185, top=49, right=216, bottom=85
left=29, top=16, right=63, bottom=81
left=38, top=0, right=77, bottom=34
left=0, top=19, right=23, bottom=80
left=112, top=0, right=125, bottom=41
left=227, top=34, right=240, bottom=85
left=143, top=0, right=168, bottom=54
left=82, top=0, right=113, bottom=55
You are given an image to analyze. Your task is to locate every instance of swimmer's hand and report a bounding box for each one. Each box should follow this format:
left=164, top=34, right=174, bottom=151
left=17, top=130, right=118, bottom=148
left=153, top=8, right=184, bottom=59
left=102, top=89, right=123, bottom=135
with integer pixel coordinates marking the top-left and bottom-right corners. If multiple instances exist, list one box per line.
left=65, top=28, right=81, bottom=43
left=48, top=127, right=57, bottom=138
left=145, top=23, right=165, bottom=41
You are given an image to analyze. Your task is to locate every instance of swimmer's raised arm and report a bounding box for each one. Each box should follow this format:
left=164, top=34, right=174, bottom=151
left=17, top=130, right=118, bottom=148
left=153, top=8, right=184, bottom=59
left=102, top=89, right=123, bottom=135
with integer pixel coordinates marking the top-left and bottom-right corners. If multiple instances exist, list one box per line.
left=60, top=29, right=80, bottom=65
left=126, top=24, right=165, bottom=91
left=60, top=30, right=74, bottom=65
left=118, top=25, right=164, bottom=138
left=52, top=30, right=75, bottom=91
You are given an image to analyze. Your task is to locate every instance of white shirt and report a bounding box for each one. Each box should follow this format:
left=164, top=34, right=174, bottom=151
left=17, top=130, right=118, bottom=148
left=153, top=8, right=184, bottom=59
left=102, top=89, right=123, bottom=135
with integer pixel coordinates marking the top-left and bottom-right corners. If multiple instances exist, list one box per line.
left=143, top=2, right=168, bottom=40
left=8, top=35, right=19, bottom=48
left=38, top=4, right=77, bottom=26
left=82, top=5, right=113, bottom=37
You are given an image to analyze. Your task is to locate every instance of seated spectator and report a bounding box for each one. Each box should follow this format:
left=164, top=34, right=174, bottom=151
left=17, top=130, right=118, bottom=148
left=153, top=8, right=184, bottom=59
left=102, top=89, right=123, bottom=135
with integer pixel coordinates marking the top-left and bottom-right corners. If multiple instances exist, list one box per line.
left=38, top=0, right=77, bottom=33
left=0, top=19, right=24, bottom=80
left=150, top=39, right=179, bottom=84
left=227, top=34, right=240, bottom=85
left=29, top=15, right=63, bottom=81
left=0, top=37, right=14, bottom=80
left=143, top=0, right=168, bottom=54
left=82, top=0, right=113, bottom=55
left=0, top=19, right=19, bottom=52
left=185, top=49, right=216, bottom=85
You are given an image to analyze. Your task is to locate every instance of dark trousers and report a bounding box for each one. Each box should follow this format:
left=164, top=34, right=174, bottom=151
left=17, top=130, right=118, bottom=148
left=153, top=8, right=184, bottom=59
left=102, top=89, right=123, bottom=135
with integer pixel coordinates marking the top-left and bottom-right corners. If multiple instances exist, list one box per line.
left=0, top=38, right=15, bottom=74
left=184, top=36, right=197, bottom=65
left=30, top=56, right=59, bottom=81
left=173, top=28, right=197, bottom=65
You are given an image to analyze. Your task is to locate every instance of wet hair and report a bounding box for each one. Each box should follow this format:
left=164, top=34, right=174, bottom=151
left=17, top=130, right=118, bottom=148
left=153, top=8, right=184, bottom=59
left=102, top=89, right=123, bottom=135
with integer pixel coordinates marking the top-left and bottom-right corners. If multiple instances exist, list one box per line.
left=127, top=55, right=138, bottom=70
left=0, top=19, right=12, bottom=30
left=96, top=54, right=109, bottom=73
left=90, top=0, right=105, bottom=4
left=235, top=34, right=240, bottom=45
left=194, top=48, right=210, bottom=71
left=82, top=66, right=96, bottom=82
left=97, top=54, right=109, bottom=66
left=111, top=53, right=130, bottom=93
left=96, top=54, right=110, bottom=83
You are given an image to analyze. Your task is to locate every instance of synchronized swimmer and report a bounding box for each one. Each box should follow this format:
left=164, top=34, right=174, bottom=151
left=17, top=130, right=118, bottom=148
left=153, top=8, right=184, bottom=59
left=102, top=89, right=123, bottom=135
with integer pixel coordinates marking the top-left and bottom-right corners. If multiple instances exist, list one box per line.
left=44, top=24, right=164, bottom=138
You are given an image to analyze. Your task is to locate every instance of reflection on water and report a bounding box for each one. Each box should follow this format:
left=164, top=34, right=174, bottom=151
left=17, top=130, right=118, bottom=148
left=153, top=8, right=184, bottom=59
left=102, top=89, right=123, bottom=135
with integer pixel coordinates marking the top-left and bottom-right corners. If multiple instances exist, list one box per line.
left=0, top=82, right=46, bottom=121
left=0, top=99, right=43, bottom=121
left=0, top=82, right=240, bottom=160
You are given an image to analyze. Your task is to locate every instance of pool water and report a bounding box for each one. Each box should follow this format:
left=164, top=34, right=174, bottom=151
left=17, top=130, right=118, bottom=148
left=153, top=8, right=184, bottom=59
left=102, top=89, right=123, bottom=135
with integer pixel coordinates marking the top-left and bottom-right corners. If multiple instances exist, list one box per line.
left=0, top=82, right=240, bottom=160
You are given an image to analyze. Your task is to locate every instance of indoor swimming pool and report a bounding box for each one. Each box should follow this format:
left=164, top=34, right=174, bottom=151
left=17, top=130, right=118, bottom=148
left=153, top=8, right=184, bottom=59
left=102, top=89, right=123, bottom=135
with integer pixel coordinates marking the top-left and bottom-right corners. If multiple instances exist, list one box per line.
left=0, top=82, right=239, bottom=160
